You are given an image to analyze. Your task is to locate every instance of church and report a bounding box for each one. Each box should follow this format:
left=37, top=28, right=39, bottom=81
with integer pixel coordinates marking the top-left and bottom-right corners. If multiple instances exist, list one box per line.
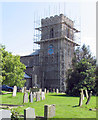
left=20, top=14, right=80, bottom=92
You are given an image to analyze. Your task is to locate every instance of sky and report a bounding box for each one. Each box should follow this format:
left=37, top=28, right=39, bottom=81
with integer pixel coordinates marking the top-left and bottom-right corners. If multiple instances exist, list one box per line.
left=0, top=0, right=96, bottom=57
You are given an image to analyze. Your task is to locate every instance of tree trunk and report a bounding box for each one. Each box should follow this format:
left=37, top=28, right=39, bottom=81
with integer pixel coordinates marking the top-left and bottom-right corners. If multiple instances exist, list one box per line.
left=79, top=89, right=83, bottom=106
left=85, top=90, right=88, bottom=99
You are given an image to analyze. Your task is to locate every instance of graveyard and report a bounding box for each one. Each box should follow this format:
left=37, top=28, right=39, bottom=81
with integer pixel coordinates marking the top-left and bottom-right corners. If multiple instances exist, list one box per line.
left=1, top=90, right=96, bottom=118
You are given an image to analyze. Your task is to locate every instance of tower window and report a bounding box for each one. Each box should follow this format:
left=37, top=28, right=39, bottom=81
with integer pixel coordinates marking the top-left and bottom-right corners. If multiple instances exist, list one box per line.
left=50, top=28, right=54, bottom=38
left=66, top=28, right=70, bottom=38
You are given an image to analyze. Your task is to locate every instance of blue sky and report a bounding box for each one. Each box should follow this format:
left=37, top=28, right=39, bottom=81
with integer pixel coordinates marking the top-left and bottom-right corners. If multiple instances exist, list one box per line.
left=0, top=1, right=96, bottom=57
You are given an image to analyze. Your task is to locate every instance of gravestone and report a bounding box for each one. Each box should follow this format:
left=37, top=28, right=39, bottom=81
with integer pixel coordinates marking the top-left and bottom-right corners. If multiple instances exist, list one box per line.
left=44, top=88, right=46, bottom=93
left=86, top=91, right=92, bottom=105
left=12, top=86, right=17, bottom=96
left=79, top=89, right=83, bottom=106
left=41, top=92, right=45, bottom=100
left=53, top=89, right=55, bottom=93
left=33, top=92, right=36, bottom=98
left=0, top=109, right=11, bottom=119
left=56, top=89, right=59, bottom=94
left=85, top=90, right=88, bottom=99
left=22, top=87, right=25, bottom=93
left=36, top=92, right=40, bottom=102
left=29, top=92, right=33, bottom=103
left=24, top=87, right=27, bottom=93
left=23, top=92, right=28, bottom=103
left=24, top=107, right=35, bottom=119
left=39, top=88, right=42, bottom=94
left=44, top=104, right=56, bottom=118
left=47, top=90, right=49, bottom=94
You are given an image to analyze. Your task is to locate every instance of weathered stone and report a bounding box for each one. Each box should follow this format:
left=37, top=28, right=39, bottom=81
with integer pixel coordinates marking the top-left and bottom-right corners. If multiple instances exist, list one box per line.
left=0, top=109, right=11, bottom=119
left=29, top=92, right=33, bottom=103
left=36, top=92, right=40, bottom=101
left=24, top=107, right=35, bottom=119
left=53, top=89, right=55, bottom=93
left=44, top=104, right=56, bottom=118
left=79, top=89, right=83, bottom=106
left=41, top=92, right=45, bottom=100
left=47, top=90, right=49, bottom=94
left=44, top=88, right=46, bottom=93
left=23, top=92, right=28, bottom=103
left=85, top=90, right=88, bottom=99
left=22, top=87, right=25, bottom=93
left=56, top=89, right=59, bottom=94
left=12, top=86, right=17, bottom=96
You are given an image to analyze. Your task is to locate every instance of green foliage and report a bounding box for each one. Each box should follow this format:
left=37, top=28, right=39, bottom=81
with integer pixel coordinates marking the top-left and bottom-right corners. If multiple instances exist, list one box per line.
left=66, top=44, right=96, bottom=96
left=0, top=44, right=26, bottom=87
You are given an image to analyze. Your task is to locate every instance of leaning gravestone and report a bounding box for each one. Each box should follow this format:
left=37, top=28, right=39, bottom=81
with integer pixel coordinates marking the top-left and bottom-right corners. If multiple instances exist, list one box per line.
left=29, top=92, right=33, bottom=103
left=41, top=92, right=45, bottom=100
left=44, top=104, right=56, bottom=118
left=24, top=107, right=35, bottom=119
left=79, top=89, right=83, bottom=106
left=12, top=86, right=17, bottom=96
left=23, top=92, right=28, bottom=103
left=36, top=92, right=40, bottom=102
left=0, top=109, right=11, bottom=119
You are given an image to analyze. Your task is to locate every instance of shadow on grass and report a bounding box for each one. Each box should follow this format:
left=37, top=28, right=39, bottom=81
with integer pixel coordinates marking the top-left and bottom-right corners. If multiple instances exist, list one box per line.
left=48, top=94, right=79, bottom=98
left=72, top=105, right=79, bottom=108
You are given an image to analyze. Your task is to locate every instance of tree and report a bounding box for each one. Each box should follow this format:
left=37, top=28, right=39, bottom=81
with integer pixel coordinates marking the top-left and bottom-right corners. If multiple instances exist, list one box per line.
left=0, top=44, right=26, bottom=87
left=66, top=44, right=96, bottom=96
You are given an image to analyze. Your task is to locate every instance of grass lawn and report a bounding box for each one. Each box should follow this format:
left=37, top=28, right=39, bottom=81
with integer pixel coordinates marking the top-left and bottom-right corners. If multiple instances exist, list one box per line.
left=1, top=92, right=96, bottom=118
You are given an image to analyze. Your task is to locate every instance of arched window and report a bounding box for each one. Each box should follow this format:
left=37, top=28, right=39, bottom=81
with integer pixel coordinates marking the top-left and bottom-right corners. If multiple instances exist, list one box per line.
left=50, top=28, right=54, bottom=38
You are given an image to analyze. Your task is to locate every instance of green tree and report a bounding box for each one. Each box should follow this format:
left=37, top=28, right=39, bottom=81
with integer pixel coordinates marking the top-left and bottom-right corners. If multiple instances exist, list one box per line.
left=66, top=44, right=96, bottom=96
left=0, top=44, right=26, bottom=87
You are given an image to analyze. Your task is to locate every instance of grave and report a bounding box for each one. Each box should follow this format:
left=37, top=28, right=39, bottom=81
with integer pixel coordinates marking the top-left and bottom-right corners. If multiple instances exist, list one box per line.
left=33, top=92, right=36, bottom=98
left=53, top=89, right=55, bottom=93
left=23, top=92, right=28, bottom=103
left=36, top=92, right=40, bottom=102
left=24, top=107, right=35, bottom=119
left=12, top=86, right=17, bottom=96
left=56, top=89, right=59, bottom=94
left=44, top=88, right=46, bottom=93
left=0, top=109, right=11, bottom=119
left=29, top=92, right=33, bottom=103
left=41, top=92, right=45, bottom=100
left=22, top=87, right=25, bottom=93
left=44, top=104, right=56, bottom=118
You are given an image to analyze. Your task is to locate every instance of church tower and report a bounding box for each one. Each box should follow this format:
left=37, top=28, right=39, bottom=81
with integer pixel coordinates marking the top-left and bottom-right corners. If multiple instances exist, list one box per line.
left=35, top=14, right=79, bottom=92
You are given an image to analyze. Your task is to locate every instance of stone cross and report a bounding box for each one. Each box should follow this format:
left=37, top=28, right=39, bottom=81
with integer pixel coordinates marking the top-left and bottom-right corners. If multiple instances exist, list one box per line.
left=56, top=89, right=59, bottom=94
left=24, top=107, right=35, bottom=119
left=23, top=92, right=28, bottom=103
left=36, top=92, right=40, bottom=102
left=41, top=92, right=45, bottom=100
left=29, top=92, right=33, bottom=103
left=12, top=86, right=17, bottom=96
left=44, top=104, right=56, bottom=118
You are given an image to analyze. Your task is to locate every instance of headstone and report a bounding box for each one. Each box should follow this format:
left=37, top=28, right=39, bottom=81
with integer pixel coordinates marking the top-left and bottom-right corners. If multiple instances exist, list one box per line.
left=41, top=92, right=45, bottom=100
left=39, top=88, right=42, bottom=94
left=12, top=86, right=17, bottom=96
left=22, top=87, right=25, bottom=93
left=23, top=92, right=28, bottom=103
left=86, top=91, right=92, bottom=105
left=53, top=89, right=55, bottom=93
left=44, top=88, right=46, bottom=93
left=0, top=109, right=11, bottom=119
left=24, top=107, right=35, bottom=119
left=44, top=104, right=56, bottom=118
left=47, top=90, right=49, bottom=94
left=29, top=92, right=33, bottom=103
left=56, top=89, right=59, bottom=94
left=85, top=90, right=88, bottom=99
left=79, top=89, right=83, bottom=106
left=33, top=92, right=36, bottom=98
left=36, top=92, right=40, bottom=102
